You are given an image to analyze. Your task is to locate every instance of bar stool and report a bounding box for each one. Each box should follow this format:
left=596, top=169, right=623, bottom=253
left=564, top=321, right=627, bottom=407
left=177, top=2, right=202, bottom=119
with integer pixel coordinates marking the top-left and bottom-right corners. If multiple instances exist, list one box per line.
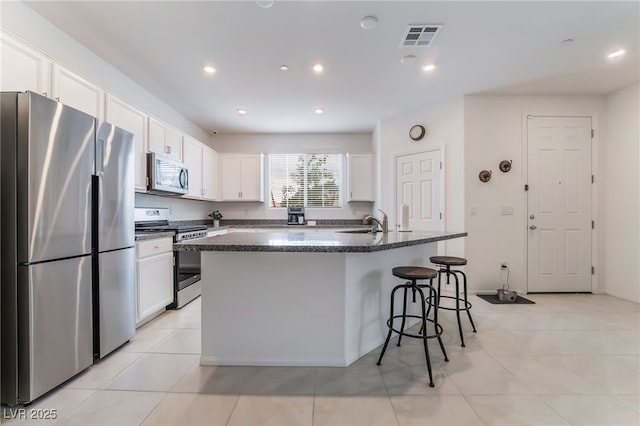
left=377, top=266, right=449, bottom=387
left=430, top=256, right=477, bottom=347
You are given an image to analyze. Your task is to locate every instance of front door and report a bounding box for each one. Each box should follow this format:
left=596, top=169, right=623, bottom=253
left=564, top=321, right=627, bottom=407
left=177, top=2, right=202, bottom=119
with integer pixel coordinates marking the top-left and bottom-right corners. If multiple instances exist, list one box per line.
left=395, top=149, right=443, bottom=231
left=527, top=116, right=592, bottom=292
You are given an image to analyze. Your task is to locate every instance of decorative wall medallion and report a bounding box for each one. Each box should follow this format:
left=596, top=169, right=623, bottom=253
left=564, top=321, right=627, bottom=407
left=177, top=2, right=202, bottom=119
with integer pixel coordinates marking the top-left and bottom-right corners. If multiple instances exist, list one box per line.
left=499, top=160, right=512, bottom=173
left=479, top=170, right=492, bottom=182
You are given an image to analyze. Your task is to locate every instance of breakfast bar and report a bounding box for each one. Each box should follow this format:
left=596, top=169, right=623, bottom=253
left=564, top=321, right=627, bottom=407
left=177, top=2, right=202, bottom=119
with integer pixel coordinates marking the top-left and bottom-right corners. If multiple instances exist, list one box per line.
left=175, top=229, right=467, bottom=367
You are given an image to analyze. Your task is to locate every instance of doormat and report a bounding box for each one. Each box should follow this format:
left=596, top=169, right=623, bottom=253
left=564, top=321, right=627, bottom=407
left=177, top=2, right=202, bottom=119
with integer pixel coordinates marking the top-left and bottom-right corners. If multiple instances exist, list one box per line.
left=477, top=294, right=535, bottom=304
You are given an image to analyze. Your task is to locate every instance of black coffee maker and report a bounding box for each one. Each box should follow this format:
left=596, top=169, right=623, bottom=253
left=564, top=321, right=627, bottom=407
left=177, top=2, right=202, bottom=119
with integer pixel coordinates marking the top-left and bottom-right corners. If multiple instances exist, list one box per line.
left=287, top=207, right=305, bottom=225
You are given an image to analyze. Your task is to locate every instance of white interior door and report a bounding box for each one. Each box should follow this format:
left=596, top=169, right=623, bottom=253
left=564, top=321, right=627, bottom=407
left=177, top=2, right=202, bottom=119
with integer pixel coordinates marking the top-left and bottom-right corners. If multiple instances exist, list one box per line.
left=527, top=116, right=592, bottom=292
left=395, top=149, right=443, bottom=231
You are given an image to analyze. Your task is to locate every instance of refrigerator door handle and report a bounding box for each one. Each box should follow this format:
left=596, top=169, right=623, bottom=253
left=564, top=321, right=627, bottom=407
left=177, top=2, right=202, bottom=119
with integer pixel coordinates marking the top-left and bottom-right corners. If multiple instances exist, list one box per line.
left=96, top=138, right=105, bottom=175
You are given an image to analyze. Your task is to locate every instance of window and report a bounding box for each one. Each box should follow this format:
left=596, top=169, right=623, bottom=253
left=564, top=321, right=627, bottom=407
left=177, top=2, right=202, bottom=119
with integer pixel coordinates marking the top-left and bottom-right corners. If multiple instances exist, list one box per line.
left=269, top=153, right=342, bottom=208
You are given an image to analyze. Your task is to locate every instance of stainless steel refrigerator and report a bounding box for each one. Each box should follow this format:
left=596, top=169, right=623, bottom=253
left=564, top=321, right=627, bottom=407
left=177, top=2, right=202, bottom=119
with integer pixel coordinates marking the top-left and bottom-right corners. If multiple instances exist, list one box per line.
left=1, top=91, right=135, bottom=406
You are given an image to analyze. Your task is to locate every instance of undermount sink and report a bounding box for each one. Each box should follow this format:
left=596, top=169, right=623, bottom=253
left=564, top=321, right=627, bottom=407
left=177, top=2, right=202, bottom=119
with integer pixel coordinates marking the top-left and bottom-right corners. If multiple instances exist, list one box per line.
left=335, top=228, right=378, bottom=234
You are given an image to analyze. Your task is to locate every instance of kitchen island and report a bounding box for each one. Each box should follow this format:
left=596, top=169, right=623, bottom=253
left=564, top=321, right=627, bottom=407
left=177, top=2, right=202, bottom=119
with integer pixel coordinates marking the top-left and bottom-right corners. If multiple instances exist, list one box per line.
left=175, top=229, right=467, bottom=367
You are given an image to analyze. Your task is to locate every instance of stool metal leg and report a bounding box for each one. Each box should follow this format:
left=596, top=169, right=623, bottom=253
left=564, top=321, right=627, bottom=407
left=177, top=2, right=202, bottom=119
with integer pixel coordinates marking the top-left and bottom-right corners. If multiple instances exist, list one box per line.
left=377, top=285, right=398, bottom=365
left=429, top=285, right=449, bottom=362
left=416, top=286, right=434, bottom=387
left=452, top=272, right=465, bottom=347
left=458, top=270, right=477, bottom=333
left=397, top=285, right=409, bottom=347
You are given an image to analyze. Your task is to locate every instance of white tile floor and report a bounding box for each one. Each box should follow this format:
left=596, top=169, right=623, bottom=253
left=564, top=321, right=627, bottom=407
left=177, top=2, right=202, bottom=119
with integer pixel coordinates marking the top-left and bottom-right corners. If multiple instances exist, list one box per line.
left=3, top=293, right=639, bottom=425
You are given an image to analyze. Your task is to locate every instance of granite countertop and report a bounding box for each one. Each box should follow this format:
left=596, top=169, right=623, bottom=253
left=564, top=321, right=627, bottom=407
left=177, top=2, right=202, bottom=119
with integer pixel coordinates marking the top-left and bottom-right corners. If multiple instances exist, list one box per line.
left=134, top=231, right=176, bottom=241
left=174, top=229, right=467, bottom=253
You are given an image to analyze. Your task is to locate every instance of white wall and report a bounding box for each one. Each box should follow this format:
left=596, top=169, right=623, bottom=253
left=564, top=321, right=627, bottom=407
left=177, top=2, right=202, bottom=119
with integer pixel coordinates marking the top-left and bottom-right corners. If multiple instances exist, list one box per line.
left=464, top=95, right=605, bottom=294
left=1, top=1, right=220, bottom=220
left=209, top=133, right=374, bottom=220
left=0, top=1, right=209, bottom=143
left=603, top=83, right=640, bottom=303
left=376, top=98, right=466, bottom=255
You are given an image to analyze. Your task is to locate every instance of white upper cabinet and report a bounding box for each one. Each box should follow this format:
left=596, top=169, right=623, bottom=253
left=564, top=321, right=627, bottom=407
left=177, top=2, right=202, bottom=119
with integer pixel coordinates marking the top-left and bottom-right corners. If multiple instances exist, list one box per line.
left=202, top=146, right=219, bottom=201
left=148, top=118, right=183, bottom=162
left=347, top=153, right=375, bottom=202
left=220, top=153, right=264, bottom=202
left=182, top=136, right=204, bottom=199
left=182, top=137, right=219, bottom=201
left=105, top=94, right=148, bottom=192
left=51, top=64, right=104, bottom=119
left=0, top=33, right=50, bottom=95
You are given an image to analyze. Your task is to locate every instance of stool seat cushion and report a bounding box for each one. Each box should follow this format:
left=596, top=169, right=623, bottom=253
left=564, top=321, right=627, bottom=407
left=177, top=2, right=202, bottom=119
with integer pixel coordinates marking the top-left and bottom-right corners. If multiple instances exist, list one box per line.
left=392, top=266, right=438, bottom=280
left=430, top=256, right=467, bottom=266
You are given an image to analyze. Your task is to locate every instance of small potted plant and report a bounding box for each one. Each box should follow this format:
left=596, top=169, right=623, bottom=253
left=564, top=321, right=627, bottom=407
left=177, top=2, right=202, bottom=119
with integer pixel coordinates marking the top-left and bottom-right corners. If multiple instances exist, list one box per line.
left=208, top=210, right=223, bottom=227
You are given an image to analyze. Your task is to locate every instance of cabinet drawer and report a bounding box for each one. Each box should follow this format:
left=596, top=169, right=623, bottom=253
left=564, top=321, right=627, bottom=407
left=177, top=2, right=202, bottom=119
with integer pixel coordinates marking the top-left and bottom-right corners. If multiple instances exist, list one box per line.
left=136, top=237, right=173, bottom=258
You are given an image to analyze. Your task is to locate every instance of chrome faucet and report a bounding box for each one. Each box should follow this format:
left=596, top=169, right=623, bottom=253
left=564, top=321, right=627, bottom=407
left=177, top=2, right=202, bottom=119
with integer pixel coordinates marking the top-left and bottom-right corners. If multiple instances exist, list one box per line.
left=363, top=209, right=389, bottom=233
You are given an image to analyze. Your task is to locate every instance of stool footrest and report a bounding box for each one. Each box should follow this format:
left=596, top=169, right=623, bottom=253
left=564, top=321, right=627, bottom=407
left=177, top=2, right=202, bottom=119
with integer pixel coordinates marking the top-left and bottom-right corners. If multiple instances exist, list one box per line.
left=386, top=315, right=444, bottom=340
left=431, top=295, right=473, bottom=311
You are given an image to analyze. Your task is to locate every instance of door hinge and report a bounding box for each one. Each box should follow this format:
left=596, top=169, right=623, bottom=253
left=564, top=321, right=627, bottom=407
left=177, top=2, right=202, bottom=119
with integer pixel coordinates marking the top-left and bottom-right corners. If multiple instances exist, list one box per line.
left=439, top=212, right=442, bottom=220
left=592, top=266, right=595, bottom=275
left=591, top=129, right=595, bottom=138
left=524, top=184, right=529, bottom=191
left=440, top=161, right=443, bottom=169
left=592, top=175, right=595, bottom=184
left=145, top=176, right=149, bottom=186
left=592, top=220, right=595, bottom=229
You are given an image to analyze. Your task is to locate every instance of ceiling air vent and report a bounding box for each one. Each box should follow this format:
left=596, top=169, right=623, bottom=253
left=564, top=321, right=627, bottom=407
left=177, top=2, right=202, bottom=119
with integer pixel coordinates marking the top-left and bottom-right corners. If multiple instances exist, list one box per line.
left=400, top=24, right=442, bottom=47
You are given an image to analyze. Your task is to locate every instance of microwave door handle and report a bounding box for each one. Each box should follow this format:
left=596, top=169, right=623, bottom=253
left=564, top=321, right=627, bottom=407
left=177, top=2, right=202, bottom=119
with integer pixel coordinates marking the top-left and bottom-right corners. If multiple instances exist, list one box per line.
left=179, top=169, right=188, bottom=189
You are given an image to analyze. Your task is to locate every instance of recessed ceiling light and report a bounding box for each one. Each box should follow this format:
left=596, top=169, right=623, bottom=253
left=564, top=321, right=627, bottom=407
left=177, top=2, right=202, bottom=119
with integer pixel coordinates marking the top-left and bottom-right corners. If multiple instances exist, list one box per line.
left=314, top=107, right=325, bottom=114
left=203, top=65, right=216, bottom=74
left=256, top=1, right=273, bottom=9
left=313, top=63, right=324, bottom=73
left=607, top=49, right=626, bottom=59
left=280, top=65, right=289, bottom=71
left=360, top=16, right=378, bottom=30
left=422, top=63, right=436, bottom=72
left=237, top=108, right=247, bottom=115
left=401, top=55, right=416, bottom=64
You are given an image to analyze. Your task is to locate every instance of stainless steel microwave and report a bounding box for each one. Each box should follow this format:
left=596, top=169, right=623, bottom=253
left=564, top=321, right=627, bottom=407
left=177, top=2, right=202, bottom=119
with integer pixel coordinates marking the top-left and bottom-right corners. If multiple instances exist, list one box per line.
left=147, top=152, right=188, bottom=195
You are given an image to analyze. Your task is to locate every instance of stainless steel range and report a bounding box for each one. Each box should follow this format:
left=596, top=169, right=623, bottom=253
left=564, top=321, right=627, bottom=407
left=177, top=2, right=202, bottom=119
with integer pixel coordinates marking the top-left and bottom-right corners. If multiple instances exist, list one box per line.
left=135, top=208, right=206, bottom=309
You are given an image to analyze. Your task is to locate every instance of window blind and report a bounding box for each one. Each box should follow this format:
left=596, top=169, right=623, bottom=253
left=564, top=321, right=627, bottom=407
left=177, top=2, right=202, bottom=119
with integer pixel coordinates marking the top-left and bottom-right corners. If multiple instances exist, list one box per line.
left=269, top=153, right=342, bottom=208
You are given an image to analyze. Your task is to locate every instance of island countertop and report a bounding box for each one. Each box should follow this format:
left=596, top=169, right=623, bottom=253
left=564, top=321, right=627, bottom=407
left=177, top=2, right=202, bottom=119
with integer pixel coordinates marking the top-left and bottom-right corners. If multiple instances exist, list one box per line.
left=174, top=229, right=467, bottom=253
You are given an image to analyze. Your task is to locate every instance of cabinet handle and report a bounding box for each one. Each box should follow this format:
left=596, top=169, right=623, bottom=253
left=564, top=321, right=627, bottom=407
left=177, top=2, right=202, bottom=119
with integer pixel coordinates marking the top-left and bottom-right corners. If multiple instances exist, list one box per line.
left=166, top=146, right=171, bottom=154
left=56, top=97, right=60, bottom=102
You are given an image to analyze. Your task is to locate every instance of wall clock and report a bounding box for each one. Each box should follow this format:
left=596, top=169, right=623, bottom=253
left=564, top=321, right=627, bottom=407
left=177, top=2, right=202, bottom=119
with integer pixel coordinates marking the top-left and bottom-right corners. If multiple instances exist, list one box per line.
left=409, top=124, right=426, bottom=141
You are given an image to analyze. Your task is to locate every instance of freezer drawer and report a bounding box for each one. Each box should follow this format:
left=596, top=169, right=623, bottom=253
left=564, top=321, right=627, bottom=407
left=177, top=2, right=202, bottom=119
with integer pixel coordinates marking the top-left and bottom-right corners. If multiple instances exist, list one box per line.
left=96, top=248, right=136, bottom=358
left=18, top=256, right=93, bottom=404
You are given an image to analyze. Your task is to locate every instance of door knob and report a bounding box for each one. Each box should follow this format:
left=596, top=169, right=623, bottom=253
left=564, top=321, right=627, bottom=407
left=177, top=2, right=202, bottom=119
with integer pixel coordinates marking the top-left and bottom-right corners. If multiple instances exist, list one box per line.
left=529, top=225, right=537, bottom=230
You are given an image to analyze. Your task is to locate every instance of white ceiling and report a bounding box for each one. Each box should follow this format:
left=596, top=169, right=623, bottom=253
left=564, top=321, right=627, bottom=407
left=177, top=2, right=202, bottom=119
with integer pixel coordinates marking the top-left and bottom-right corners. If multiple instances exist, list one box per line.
left=24, top=1, right=639, bottom=135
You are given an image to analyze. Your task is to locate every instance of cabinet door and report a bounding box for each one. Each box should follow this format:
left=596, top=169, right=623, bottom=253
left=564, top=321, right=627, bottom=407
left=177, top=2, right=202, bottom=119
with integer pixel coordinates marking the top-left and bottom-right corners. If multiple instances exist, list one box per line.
left=221, top=155, right=242, bottom=201
left=182, top=137, right=203, bottom=199
left=164, top=127, right=183, bottom=162
left=148, top=118, right=165, bottom=155
left=0, top=33, right=50, bottom=94
left=136, top=251, right=173, bottom=324
left=347, top=153, right=374, bottom=201
left=240, top=154, right=264, bottom=201
left=202, top=146, right=219, bottom=201
left=51, top=64, right=104, bottom=119
left=105, top=94, right=148, bottom=191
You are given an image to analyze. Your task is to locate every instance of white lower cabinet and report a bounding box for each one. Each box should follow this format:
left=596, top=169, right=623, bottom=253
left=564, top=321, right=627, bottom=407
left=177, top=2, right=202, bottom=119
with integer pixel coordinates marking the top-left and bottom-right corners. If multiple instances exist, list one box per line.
left=135, top=237, right=174, bottom=326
